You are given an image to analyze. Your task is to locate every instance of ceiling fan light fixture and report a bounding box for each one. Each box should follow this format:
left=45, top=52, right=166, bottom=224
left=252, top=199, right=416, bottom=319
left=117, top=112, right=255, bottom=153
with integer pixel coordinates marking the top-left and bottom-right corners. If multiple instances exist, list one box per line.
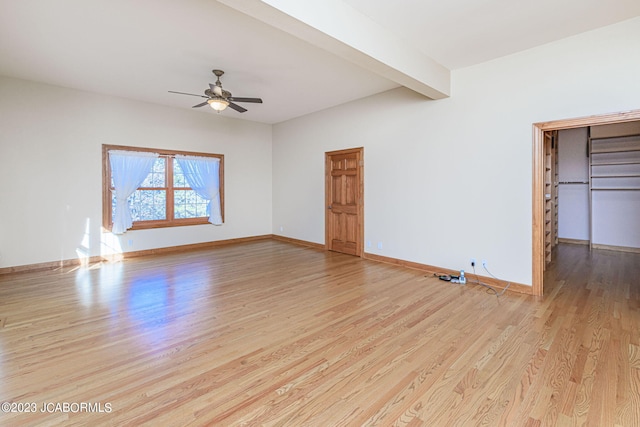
left=208, top=98, right=229, bottom=112
left=170, top=69, right=261, bottom=114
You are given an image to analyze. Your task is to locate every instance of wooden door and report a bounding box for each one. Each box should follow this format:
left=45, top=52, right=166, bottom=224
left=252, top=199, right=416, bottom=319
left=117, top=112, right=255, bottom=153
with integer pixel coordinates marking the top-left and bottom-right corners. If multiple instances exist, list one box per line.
left=325, top=148, right=363, bottom=256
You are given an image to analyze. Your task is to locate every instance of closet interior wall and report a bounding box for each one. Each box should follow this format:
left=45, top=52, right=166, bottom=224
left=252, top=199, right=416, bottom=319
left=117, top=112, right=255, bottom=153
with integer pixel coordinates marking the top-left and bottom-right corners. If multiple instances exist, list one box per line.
left=556, top=122, right=640, bottom=253
left=589, top=122, right=640, bottom=251
left=557, top=128, right=590, bottom=245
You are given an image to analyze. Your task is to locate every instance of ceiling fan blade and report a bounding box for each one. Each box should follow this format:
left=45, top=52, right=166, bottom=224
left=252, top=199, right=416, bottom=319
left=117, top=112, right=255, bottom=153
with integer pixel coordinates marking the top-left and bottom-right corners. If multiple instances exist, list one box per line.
left=168, top=90, right=208, bottom=98
left=228, top=97, right=263, bottom=104
left=192, top=101, right=209, bottom=108
left=227, top=102, right=247, bottom=113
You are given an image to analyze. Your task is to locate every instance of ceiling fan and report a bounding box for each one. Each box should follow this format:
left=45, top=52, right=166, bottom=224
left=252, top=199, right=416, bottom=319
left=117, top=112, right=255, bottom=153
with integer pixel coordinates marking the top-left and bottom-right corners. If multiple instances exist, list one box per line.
left=169, top=69, right=262, bottom=113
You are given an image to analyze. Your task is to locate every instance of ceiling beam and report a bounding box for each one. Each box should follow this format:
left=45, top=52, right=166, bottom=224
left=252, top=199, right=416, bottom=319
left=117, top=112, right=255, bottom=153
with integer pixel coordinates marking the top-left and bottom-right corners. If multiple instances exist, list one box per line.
left=218, top=0, right=451, bottom=99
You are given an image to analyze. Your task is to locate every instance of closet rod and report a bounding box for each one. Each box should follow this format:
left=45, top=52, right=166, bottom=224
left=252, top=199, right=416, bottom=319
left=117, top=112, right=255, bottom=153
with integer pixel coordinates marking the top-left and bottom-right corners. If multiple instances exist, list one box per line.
left=559, top=181, right=588, bottom=184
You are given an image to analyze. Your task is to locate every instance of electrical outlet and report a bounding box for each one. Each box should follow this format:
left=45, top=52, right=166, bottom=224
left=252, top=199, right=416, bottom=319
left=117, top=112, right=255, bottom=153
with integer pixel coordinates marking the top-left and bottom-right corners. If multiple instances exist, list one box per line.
left=366, top=241, right=372, bottom=248
left=470, top=258, right=476, bottom=267
left=482, top=259, right=488, bottom=267
left=377, top=242, right=383, bottom=250
left=279, top=225, right=284, bottom=232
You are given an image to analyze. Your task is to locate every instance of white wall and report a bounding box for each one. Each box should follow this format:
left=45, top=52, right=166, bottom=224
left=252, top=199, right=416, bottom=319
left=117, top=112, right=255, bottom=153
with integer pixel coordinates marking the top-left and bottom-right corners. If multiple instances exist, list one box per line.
left=592, top=191, right=640, bottom=248
left=557, top=128, right=589, bottom=240
left=272, top=17, right=640, bottom=287
left=591, top=134, right=640, bottom=249
left=0, top=76, right=272, bottom=268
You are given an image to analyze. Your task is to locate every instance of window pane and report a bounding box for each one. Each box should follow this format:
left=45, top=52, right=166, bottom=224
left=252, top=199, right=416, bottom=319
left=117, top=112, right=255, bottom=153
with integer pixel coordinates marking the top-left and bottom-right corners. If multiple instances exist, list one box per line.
left=175, top=204, right=187, bottom=219
left=130, top=190, right=166, bottom=221
left=174, top=189, right=208, bottom=219
left=111, top=193, right=116, bottom=222
left=140, top=158, right=166, bottom=187
left=173, top=160, right=187, bottom=188
left=174, top=189, right=186, bottom=205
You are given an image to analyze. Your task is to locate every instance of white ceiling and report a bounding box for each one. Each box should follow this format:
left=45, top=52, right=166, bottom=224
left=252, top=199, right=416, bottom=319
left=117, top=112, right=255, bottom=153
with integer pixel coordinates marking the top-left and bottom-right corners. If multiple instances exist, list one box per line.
left=343, top=0, right=640, bottom=69
left=1, top=0, right=638, bottom=124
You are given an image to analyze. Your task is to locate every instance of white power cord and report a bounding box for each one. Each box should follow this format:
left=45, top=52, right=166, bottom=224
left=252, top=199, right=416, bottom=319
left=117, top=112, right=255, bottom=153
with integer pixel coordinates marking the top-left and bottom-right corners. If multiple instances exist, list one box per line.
left=470, top=263, right=511, bottom=297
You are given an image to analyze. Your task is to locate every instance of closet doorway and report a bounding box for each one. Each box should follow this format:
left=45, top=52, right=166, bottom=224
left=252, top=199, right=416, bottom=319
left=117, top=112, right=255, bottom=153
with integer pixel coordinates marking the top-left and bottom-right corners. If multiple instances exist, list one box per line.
left=532, top=109, right=640, bottom=296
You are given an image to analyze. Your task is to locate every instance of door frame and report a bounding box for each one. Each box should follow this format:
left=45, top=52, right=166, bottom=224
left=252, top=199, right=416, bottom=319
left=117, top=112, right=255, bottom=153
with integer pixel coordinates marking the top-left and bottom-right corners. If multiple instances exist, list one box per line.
left=325, top=147, right=364, bottom=257
left=532, top=109, right=640, bottom=296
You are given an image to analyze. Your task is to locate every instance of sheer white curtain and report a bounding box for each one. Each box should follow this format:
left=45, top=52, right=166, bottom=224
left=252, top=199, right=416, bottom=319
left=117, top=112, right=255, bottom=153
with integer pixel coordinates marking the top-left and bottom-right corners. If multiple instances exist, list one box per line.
left=175, top=155, right=222, bottom=225
left=109, top=150, right=159, bottom=234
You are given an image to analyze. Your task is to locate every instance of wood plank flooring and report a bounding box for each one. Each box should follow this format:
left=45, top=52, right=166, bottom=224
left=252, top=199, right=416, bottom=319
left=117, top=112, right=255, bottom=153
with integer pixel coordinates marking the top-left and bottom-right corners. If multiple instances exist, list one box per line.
left=0, top=241, right=638, bottom=426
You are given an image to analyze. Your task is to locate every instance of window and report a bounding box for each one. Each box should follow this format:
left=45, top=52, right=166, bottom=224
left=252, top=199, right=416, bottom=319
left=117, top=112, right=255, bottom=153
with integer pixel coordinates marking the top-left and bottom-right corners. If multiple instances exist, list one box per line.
left=102, top=145, right=224, bottom=231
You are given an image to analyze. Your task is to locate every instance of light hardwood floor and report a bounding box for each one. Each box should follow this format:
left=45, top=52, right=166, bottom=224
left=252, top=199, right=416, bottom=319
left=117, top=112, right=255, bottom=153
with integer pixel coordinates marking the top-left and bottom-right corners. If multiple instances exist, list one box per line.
left=0, top=241, right=638, bottom=426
